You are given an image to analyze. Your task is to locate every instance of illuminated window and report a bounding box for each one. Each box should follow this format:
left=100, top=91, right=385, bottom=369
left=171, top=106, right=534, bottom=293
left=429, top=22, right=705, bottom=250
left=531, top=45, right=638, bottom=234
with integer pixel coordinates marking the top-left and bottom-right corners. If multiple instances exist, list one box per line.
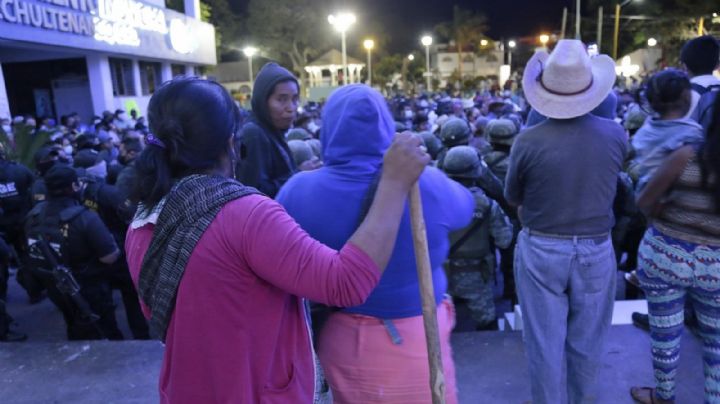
left=139, top=61, right=162, bottom=95
left=109, top=58, right=135, bottom=96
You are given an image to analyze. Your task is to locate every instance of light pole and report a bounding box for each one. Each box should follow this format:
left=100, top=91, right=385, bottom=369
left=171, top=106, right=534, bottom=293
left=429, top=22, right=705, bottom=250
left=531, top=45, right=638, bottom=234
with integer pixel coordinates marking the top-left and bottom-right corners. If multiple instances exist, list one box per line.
left=363, top=39, right=374, bottom=87
left=613, top=0, right=641, bottom=60
left=243, top=46, right=258, bottom=85
left=508, top=40, right=516, bottom=70
left=328, top=12, right=356, bottom=85
left=647, top=37, right=657, bottom=47
left=421, top=35, right=433, bottom=92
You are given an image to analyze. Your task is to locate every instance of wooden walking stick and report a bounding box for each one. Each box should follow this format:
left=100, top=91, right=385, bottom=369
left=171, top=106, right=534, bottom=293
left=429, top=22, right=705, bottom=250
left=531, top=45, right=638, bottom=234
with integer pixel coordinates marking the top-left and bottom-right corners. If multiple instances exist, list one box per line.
left=409, top=182, right=446, bottom=404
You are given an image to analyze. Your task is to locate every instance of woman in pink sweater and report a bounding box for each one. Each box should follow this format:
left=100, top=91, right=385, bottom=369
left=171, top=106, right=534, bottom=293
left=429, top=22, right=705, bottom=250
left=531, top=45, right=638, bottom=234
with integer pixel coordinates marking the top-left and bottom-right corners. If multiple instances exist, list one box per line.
left=124, top=77, right=429, bottom=403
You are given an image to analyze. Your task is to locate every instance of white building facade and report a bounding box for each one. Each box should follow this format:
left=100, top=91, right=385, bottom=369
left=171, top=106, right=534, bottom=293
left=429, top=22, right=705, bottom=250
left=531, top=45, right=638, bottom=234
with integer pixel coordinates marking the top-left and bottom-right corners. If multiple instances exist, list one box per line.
left=0, top=0, right=216, bottom=123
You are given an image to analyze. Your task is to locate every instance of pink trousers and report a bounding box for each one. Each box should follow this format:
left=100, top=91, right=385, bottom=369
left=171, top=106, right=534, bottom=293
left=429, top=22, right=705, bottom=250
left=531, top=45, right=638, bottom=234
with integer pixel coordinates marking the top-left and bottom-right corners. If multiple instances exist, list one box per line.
left=318, top=299, right=458, bottom=404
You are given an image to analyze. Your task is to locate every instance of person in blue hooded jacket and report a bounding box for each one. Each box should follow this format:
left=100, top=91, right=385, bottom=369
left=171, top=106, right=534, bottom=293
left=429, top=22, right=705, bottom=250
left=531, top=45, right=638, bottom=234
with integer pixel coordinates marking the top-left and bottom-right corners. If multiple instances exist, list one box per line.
left=236, top=63, right=320, bottom=198
left=277, top=84, right=473, bottom=404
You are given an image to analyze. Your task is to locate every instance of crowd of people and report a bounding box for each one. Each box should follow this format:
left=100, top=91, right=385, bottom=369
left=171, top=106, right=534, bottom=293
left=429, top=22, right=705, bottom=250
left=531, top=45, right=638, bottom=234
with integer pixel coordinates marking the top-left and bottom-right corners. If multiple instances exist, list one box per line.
left=0, top=34, right=719, bottom=404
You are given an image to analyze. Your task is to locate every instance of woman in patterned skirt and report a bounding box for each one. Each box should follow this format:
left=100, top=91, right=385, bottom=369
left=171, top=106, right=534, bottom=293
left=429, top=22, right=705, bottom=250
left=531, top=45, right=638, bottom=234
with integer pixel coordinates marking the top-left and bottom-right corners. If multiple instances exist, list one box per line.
left=630, top=89, right=720, bottom=403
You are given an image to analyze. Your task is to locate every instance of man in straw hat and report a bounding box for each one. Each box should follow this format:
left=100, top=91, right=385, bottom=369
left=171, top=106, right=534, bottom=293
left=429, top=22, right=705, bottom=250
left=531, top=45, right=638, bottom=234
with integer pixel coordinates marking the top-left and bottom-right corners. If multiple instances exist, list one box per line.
left=505, top=40, right=627, bottom=404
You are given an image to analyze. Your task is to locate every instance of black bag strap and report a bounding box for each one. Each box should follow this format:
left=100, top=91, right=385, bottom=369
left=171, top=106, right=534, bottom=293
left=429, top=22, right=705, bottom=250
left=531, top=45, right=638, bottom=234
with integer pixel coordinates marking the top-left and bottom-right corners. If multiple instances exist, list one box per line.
left=449, top=217, right=484, bottom=256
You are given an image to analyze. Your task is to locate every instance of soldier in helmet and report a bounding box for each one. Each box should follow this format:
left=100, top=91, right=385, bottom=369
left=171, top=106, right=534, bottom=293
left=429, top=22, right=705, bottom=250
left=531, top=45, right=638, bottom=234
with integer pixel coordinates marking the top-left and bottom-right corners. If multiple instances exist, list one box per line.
left=483, top=119, right=521, bottom=301
left=443, top=145, right=514, bottom=330
left=437, top=117, right=471, bottom=168
left=418, top=131, right=443, bottom=162
left=483, top=119, right=519, bottom=182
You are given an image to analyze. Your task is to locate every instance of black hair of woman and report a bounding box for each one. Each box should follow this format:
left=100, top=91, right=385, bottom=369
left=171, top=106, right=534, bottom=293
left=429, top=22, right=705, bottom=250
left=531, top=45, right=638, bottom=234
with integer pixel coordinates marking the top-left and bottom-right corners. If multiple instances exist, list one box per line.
left=701, top=92, right=720, bottom=212
left=645, top=69, right=691, bottom=117
left=132, top=77, right=241, bottom=209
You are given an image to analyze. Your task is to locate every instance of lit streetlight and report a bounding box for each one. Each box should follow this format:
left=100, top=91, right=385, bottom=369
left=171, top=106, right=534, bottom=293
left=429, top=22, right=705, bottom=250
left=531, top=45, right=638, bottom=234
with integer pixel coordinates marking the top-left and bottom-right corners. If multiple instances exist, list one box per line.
left=647, top=37, right=657, bottom=47
left=243, top=46, right=258, bottom=84
left=480, top=39, right=489, bottom=47
left=408, top=54, right=415, bottom=61
left=328, top=12, right=357, bottom=85
left=364, top=39, right=375, bottom=86
left=539, top=34, right=550, bottom=48
left=421, top=35, right=433, bottom=92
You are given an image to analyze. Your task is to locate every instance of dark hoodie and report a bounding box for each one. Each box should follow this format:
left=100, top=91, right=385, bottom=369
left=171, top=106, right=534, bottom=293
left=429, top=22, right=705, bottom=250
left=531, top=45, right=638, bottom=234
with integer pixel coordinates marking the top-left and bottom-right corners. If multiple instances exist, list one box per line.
left=236, top=63, right=299, bottom=198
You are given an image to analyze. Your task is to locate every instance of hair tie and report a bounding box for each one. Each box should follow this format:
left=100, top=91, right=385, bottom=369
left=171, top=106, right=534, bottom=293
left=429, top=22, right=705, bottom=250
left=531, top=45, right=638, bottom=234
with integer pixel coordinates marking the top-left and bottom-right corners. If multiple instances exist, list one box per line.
left=146, top=134, right=166, bottom=149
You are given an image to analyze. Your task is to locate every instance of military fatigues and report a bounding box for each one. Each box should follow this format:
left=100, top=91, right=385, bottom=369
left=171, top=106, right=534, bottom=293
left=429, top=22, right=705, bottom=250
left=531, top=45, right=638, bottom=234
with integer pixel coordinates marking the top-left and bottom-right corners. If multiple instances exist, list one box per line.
left=447, top=187, right=513, bottom=326
left=443, top=146, right=514, bottom=328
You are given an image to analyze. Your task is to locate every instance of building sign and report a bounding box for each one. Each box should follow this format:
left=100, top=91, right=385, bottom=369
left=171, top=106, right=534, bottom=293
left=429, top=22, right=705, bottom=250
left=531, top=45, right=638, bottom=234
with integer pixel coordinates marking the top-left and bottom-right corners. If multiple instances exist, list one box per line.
left=0, top=0, right=214, bottom=63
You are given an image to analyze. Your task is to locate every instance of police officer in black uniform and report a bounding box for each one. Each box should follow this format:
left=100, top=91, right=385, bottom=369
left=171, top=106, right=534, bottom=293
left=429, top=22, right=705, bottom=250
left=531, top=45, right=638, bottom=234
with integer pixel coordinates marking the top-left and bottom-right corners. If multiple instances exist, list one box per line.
left=73, top=151, right=149, bottom=339
left=0, top=143, right=43, bottom=303
left=26, top=165, right=123, bottom=340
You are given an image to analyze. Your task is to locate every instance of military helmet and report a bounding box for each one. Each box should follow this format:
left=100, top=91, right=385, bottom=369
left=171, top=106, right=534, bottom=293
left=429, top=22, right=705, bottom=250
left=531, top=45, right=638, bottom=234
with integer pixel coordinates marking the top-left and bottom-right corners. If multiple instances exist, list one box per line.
left=286, top=128, right=312, bottom=141
left=442, top=145, right=486, bottom=179
left=287, top=140, right=315, bottom=166
left=306, top=138, right=322, bottom=159
left=439, top=117, right=471, bottom=147
left=486, top=119, right=519, bottom=146
left=418, top=131, right=443, bottom=160
left=623, top=104, right=648, bottom=132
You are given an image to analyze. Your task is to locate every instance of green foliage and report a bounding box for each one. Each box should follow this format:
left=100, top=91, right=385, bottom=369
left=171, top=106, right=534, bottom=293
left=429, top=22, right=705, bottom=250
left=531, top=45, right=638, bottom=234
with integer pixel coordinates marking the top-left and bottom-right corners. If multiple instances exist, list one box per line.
left=245, top=0, right=334, bottom=86
left=435, top=6, right=489, bottom=77
left=4, top=125, right=51, bottom=170
left=374, top=54, right=403, bottom=88
left=585, top=0, right=716, bottom=60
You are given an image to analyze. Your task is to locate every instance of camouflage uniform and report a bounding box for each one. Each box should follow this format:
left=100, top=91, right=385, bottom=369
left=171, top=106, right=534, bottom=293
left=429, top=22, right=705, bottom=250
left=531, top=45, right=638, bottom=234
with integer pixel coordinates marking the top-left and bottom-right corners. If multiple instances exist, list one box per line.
left=483, top=118, right=518, bottom=182
left=443, top=146, right=514, bottom=327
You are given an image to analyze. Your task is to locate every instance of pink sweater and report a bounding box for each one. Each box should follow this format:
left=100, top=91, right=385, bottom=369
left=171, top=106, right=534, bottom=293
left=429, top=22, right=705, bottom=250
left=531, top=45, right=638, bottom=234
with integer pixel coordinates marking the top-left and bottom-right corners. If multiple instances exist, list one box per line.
left=125, top=194, right=380, bottom=403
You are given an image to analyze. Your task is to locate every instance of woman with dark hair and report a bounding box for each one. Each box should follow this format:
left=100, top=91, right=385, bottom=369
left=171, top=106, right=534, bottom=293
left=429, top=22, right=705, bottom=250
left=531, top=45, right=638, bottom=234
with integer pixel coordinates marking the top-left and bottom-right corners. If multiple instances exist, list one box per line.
left=628, top=69, right=704, bottom=188
left=630, top=87, right=720, bottom=403
left=124, top=77, right=430, bottom=403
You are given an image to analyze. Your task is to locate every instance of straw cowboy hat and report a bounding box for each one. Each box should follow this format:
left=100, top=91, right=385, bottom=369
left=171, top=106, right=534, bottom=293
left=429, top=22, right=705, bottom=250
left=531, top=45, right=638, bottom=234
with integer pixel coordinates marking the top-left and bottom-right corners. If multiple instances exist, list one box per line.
left=523, top=39, right=616, bottom=119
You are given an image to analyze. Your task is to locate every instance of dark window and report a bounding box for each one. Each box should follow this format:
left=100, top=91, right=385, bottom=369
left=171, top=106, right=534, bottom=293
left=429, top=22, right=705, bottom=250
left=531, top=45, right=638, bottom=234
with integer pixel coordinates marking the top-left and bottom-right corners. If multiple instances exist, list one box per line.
left=171, top=64, right=186, bottom=77
left=139, top=61, right=162, bottom=95
left=109, top=58, right=135, bottom=96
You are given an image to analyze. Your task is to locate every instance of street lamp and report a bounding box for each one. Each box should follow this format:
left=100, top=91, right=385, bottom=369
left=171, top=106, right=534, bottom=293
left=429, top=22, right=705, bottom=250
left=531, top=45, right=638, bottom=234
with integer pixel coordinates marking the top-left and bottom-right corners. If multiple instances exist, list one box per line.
left=408, top=54, right=415, bottom=61
left=243, top=46, right=258, bottom=84
left=508, top=40, right=516, bottom=69
left=421, top=35, right=433, bottom=92
left=647, top=37, right=657, bottom=47
left=539, top=34, right=550, bottom=48
left=480, top=39, right=489, bottom=47
left=613, top=0, right=642, bottom=59
left=328, top=12, right=356, bottom=85
left=363, top=39, right=374, bottom=87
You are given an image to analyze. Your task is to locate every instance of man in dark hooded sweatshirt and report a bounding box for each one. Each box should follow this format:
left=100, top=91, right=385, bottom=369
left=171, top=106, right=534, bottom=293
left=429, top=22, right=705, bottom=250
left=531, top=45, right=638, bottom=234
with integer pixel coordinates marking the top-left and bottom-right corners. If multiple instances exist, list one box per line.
left=236, top=63, right=302, bottom=198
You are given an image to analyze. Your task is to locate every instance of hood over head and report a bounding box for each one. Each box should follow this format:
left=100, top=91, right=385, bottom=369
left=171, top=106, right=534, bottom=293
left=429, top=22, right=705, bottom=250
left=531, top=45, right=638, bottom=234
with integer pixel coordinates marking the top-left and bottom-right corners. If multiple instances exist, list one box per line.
left=321, top=84, right=394, bottom=170
left=250, top=62, right=299, bottom=131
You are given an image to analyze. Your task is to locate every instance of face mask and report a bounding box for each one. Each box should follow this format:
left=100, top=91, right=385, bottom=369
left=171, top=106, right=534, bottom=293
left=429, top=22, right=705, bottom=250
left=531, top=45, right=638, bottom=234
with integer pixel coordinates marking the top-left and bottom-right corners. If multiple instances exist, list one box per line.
left=404, top=110, right=413, bottom=119
left=63, top=145, right=73, bottom=155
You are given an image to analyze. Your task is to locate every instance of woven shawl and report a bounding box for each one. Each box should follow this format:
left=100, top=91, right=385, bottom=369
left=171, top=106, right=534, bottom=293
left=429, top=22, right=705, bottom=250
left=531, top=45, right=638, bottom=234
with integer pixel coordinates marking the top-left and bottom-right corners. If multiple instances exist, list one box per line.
left=138, top=174, right=259, bottom=341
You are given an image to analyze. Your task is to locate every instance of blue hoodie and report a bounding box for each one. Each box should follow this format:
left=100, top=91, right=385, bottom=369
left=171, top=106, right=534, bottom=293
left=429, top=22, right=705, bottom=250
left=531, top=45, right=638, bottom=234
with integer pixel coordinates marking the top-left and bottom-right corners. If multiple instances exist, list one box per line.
left=277, top=85, right=473, bottom=318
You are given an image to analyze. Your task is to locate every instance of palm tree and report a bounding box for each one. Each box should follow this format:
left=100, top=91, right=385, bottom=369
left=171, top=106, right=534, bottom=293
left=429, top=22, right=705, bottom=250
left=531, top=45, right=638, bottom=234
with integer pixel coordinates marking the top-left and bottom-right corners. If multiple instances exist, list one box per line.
left=435, top=6, right=489, bottom=78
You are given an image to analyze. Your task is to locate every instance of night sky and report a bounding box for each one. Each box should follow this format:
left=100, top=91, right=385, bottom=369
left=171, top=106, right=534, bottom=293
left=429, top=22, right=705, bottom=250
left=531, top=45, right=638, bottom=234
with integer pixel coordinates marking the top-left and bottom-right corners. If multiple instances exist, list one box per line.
left=230, top=0, right=576, bottom=53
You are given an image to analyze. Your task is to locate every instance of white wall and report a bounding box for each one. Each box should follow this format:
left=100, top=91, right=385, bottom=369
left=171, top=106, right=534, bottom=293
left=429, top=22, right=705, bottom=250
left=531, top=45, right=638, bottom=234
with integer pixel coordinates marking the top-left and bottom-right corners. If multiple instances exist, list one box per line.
left=0, top=63, right=9, bottom=119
